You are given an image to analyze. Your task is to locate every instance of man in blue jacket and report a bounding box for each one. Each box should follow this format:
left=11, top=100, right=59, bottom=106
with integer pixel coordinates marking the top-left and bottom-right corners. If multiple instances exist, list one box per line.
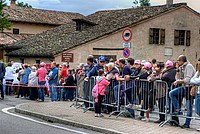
left=0, top=62, right=5, bottom=100
left=84, top=56, right=105, bottom=108
left=21, top=64, right=31, bottom=98
left=85, top=56, right=105, bottom=80
left=48, top=61, right=58, bottom=102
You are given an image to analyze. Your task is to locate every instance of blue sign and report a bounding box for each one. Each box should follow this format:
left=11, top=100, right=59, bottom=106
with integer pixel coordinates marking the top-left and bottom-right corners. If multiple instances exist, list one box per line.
left=123, top=48, right=130, bottom=58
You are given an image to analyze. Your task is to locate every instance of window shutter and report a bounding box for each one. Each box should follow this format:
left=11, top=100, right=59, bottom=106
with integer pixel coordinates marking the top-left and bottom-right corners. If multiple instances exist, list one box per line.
left=174, top=30, right=179, bottom=45
left=160, top=29, right=165, bottom=45
left=186, top=30, right=191, bottom=46
left=149, top=28, right=153, bottom=44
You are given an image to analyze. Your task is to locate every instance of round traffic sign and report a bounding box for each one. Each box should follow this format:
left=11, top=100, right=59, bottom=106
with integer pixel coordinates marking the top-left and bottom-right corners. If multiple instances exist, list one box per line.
left=122, top=28, right=132, bottom=42
left=123, top=48, right=130, bottom=58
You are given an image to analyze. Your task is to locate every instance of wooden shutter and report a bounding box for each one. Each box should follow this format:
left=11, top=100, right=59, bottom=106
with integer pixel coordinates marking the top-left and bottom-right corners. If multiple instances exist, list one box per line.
left=160, top=29, right=165, bottom=45
left=186, top=30, right=191, bottom=46
left=174, top=30, right=179, bottom=45
left=149, top=28, right=153, bottom=44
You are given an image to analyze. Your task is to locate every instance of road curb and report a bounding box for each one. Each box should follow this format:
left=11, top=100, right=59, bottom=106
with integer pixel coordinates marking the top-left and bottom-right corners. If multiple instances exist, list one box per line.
left=15, top=104, right=126, bottom=134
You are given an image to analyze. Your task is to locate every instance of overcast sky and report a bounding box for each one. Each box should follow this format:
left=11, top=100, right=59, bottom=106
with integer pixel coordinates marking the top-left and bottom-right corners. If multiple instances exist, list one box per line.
left=6, top=0, right=200, bottom=15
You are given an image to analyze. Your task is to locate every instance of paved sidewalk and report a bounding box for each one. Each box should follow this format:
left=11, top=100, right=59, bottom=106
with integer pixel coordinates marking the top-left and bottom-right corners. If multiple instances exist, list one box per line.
left=15, top=101, right=199, bottom=134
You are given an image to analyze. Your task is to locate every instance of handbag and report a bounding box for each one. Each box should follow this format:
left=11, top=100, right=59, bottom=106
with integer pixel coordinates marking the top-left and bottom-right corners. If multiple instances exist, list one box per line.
left=190, top=86, right=196, bottom=96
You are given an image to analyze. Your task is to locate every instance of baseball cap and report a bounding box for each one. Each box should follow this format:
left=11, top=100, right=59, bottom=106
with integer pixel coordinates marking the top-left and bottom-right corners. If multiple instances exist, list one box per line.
left=40, top=62, right=46, bottom=67
left=31, top=66, right=36, bottom=70
left=135, top=60, right=141, bottom=65
left=165, top=60, right=174, bottom=68
left=144, top=62, right=152, bottom=69
left=141, top=60, right=146, bottom=65
left=62, top=63, right=67, bottom=66
left=98, top=56, right=106, bottom=61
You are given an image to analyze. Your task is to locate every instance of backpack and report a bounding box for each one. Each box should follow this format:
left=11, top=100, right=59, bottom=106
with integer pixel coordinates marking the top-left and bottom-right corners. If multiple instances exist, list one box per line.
left=92, top=80, right=102, bottom=98
left=92, top=84, right=99, bottom=98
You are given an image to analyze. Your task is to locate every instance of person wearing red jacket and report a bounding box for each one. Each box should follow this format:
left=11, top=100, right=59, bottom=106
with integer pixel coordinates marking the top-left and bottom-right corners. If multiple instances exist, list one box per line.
left=58, top=63, right=68, bottom=101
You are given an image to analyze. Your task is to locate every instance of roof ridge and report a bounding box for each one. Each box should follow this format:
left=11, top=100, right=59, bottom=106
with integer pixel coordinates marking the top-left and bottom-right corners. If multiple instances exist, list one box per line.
left=87, top=2, right=187, bottom=16
left=5, top=6, right=82, bottom=15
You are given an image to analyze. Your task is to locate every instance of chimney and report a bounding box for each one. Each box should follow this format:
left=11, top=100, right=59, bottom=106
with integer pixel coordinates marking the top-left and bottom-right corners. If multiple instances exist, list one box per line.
left=166, top=0, right=173, bottom=7
left=10, top=0, right=16, bottom=8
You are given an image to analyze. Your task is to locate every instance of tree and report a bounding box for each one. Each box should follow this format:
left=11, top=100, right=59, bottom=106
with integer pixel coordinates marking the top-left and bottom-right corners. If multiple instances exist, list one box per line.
left=17, top=1, right=32, bottom=8
left=0, top=0, right=11, bottom=32
left=133, top=0, right=151, bottom=8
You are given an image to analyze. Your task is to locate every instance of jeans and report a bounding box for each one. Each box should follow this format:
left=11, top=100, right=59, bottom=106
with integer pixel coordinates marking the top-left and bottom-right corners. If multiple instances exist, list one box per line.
left=185, top=99, right=194, bottom=126
left=196, top=93, right=200, bottom=116
left=49, top=83, right=57, bottom=101
left=63, top=88, right=75, bottom=101
left=113, top=84, right=122, bottom=104
left=124, top=87, right=134, bottom=104
left=57, top=82, right=63, bottom=101
left=38, top=81, right=46, bottom=101
left=0, top=81, right=4, bottom=99
left=169, top=86, right=185, bottom=112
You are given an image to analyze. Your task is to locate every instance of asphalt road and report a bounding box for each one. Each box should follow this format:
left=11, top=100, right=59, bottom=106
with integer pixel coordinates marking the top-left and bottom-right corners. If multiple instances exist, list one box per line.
left=0, top=96, right=102, bottom=134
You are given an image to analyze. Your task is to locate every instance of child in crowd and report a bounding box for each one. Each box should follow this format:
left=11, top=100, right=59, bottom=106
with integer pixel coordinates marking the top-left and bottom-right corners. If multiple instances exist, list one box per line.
left=94, top=69, right=110, bottom=117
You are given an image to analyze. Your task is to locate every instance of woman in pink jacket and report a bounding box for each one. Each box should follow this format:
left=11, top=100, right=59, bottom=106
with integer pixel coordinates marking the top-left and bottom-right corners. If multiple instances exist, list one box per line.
left=94, top=69, right=110, bottom=117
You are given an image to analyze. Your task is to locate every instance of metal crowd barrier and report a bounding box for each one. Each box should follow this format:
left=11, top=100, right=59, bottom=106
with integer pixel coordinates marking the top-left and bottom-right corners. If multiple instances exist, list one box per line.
left=115, top=79, right=169, bottom=120
left=160, top=83, right=200, bottom=128
left=71, top=76, right=121, bottom=113
left=71, top=77, right=169, bottom=118
left=71, top=76, right=200, bottom=129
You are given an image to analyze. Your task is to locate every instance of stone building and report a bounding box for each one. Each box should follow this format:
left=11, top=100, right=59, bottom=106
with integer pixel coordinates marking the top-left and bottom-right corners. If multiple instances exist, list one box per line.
left=5, top=1, right=200, bottom=67
left=1, top=0, right=84, bottom=62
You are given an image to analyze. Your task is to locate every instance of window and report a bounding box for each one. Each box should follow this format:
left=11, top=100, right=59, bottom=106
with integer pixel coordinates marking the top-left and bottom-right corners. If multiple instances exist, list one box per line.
left=20, top=58, right=24, bottom=64
left=174, top=30, right=191, bottom=46
left=36, top=60, right=40, bottom=64
left=13, top=28, right=19, bottom=34
left=153, top=28, right=159, bottom=44
left=149, top=28, right=165, bottom=45
left=76, top=21, right=82, bottom=31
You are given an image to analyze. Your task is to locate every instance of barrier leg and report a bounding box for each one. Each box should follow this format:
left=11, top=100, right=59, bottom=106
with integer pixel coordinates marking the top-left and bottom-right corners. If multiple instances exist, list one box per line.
left=109, top=84, right=121, bottom=117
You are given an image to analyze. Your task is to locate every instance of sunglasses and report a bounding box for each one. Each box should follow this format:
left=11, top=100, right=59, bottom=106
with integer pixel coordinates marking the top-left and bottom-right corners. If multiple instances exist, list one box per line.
left=100, top=61, right=105, bottom=63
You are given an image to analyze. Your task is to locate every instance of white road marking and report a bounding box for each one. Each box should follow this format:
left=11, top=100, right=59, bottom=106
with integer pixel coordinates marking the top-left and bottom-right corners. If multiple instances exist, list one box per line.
left=2, top=107, right=89, bottom=134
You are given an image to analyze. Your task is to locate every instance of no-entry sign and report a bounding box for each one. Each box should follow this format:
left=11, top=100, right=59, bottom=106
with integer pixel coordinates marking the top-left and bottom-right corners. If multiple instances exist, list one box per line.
left=122, top=28, right=132, bottom=42
left=123, top=48, right=130, bottom=58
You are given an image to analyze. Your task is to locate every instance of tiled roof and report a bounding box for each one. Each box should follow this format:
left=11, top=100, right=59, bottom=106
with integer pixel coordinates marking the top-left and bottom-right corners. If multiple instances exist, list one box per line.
left=6, top=3, right=188, bottom=57
left=0, top=32, right=31, bottom=46
left=3, top=6, right=84, bottom=25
